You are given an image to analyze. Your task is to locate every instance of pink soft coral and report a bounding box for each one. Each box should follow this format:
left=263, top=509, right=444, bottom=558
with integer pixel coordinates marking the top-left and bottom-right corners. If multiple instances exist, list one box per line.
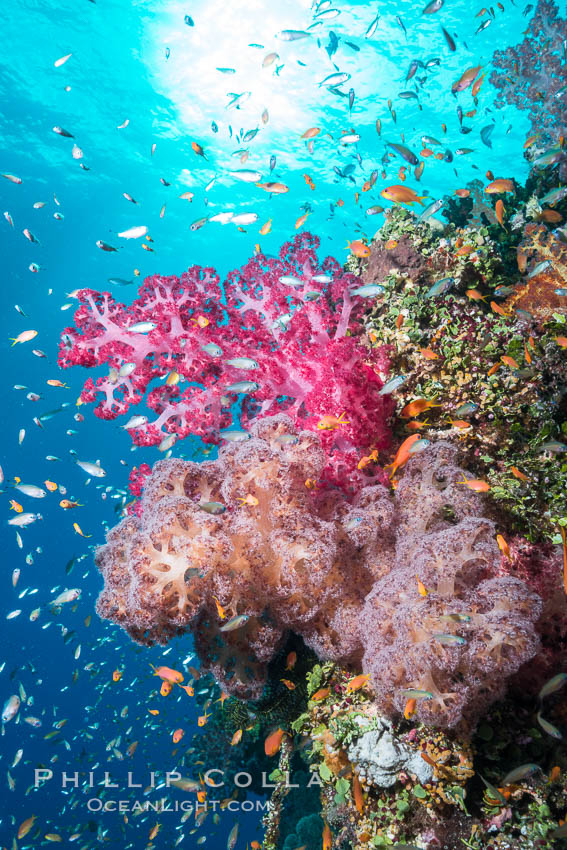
left=490, top=0, right=567, bottom=150
left=59, top=233, right=392, bottom=490
left=95, top=425, right=543, bottom=728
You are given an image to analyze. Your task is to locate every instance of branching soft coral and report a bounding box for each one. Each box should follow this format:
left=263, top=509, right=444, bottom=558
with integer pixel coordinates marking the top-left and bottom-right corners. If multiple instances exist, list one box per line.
left=95, top=419, right=544, bottom=728
left=95, top=415, right=393, bottom=699
left=490, top=0, right=567, bottom=145
left=58, top=233, right=392, bottom=489
left=362, top=443, right=542, bottom=731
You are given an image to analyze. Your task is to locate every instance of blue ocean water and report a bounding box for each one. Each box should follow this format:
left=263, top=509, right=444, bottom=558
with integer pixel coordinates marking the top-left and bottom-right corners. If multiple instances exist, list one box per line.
left=0, top=0, right=538, bottom=846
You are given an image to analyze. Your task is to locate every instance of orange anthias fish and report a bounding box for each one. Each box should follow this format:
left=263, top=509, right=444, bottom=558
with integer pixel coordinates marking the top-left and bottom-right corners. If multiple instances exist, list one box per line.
left=501, top=355, right=520, bottom=369
left=264, top=728, right=285, bottom=756
left=259, top=219, right=272, bottom=235
left=256, top=182, right=289, bottom=194
left=384, top=434, right=421, bottom=479
left=323, top=823, right=332, bottom=850
left=151, top=665, right=184, bottom=683
left=510, top=466, right=528, bottom=482
left=346, top=240, right=371, bottom=258
left=346, top=673, right=370, bottom=694
left=231, top=729, right=243, bottom=746
left=416, top=576, right=428, bottom=597
left=17, top=816, right=37, bottom=839
left=191, top=141, right=207, bottom=159
left=198, top=711, right=211, bottom=727
left=404, top=697, right=417, bottom=719
left=496, top=533, right=511, bottom=560
left=311, top=687, right=330, bottom=701
left=495, top=199, right=506, bottom=227
left=317, top=412, right=349, bottom=430
left=451, top=65, right=482, bottom=93
left=112, top=670, right=123, bottom=682
left=285, top=651, right=297, bottom=670
left=381, top=185, right=426, bottom=205
left=460, top=475, right=490, bottom=492
left=471, top=72, right=486, bottom=96
left=179, top=684, right=194, bottom=697
left=400, top=398, right=441, bottom=419
left=172, top=728, right=185, bottom=744
left=160, top=681, right=173, bottom=697
left=485, top=178, right=515, bottom=194
left=212, top=596, right=227, bottom=619
left=9, top=499, right=23, bottom=513
left=280, top=678, right=296, bottom=690
left=352, top=774, right=364, bottom=813
left=466, top=289, right=488, bottom=302
left=295, top=212, right=309, bottom=229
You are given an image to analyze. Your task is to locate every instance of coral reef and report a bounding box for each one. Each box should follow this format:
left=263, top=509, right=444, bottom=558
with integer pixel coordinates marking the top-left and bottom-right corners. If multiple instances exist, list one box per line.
left=358, top=206, right=567, bottom=541
left=288, top=661, right=567, bottom=849
left=490, top=0, right=567, bottom=150
left=58, top=232, right=392, bottom=489
left=95, top=415, right=545, bottom=730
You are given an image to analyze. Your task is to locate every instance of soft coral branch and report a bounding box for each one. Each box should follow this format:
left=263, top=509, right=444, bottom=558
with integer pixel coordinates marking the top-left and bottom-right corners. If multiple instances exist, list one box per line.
left=59, top=233, right=392, bottom=489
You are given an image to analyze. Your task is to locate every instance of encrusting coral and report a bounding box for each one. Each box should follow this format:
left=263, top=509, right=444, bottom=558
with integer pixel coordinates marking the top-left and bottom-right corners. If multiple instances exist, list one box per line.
left=95, top=415, right=544, bottom=729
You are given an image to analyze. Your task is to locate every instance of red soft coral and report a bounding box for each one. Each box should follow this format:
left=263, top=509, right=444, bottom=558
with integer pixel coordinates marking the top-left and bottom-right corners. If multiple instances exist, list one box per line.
left=59, top=233, right=392, bottom=491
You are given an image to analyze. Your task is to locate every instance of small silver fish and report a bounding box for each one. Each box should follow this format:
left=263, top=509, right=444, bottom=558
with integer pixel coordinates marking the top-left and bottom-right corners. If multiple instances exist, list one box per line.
left=8, top=513, right=42, bottom=527
left=538, top=440, right=567, bottom=453
left=408, top=438, right=430, bottom=454
left=225, top=381, right=259, bottom=393
left=454, top=402, right=478, bottom=416
left=122, top=415, right=148, bottom=430
left=220, top=614, right=250, bottom=632
left=225, top=357, right=259, bottom=369
left=202, top=343, right=223, bottom=357
left=425, top=276, right=454, bottom=298
left=539, top=672, right=567, bottom=700
left=221, top=430, right=251, bottom=442
left=279, top=276, right=303, bottom=287
left=127, top=322, right=157, bottom=333
left=276, top=30, right=311, bottom=41
left=537, top=711, right=562, bottom=739
left=379, top=375, right=407, bottom=396
left=14, top=484, right=46, bottom=498
left=399, top=688, right=433, bottom=700
left=501, top=763, right=541, bottom=786
left=527, top=260, right=552, bottom=279
left=350, top=284, right=385, bottom=297
left=1, top=695, right=20, bottom=723
left=418, top=198, right=443, bottom=222
left=76, top=460, right=106, bottom=477
left=198, top=501, right=226, bottom=515
left=432, top=634, right=467, bottom=645
left=274, top=434, right=298, bottom=445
